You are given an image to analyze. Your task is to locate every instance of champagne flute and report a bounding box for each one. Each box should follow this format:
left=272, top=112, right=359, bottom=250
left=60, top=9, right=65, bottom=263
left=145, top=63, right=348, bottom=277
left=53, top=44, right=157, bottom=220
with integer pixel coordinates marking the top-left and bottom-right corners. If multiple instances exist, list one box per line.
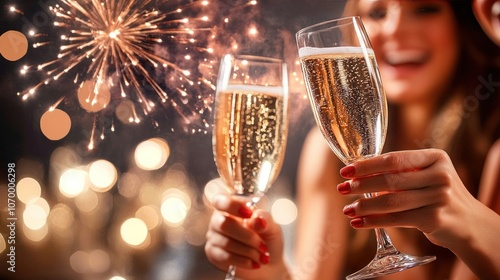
left=212, top=54, right=289, bottom=280
left=296, top=16, right=436, bottom=280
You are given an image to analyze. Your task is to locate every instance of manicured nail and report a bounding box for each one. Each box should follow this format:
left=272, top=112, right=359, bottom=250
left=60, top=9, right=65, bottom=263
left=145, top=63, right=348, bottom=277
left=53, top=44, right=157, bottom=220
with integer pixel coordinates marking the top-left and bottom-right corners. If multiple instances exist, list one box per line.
left=337, top=181, right=351, bottom=194
left=340, top=165, right=356, bottom=178
left=252, top=261, right=261, bottom=269
left=259, top=242, right=268, bottom=254
left=255, top=216, right=267, bottom=230
left=260, top=252, right=270, bottom=264
left=238, top=205, right=253, bottom=218
left=350, top=218, right=364, bottom=228
left=343, top=204, right=356, bottom=216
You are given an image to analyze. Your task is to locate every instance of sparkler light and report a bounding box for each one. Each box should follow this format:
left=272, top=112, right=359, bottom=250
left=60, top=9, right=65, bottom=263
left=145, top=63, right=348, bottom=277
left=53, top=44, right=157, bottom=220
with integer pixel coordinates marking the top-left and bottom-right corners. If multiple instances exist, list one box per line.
left=13, top=0, right=223, bottom=148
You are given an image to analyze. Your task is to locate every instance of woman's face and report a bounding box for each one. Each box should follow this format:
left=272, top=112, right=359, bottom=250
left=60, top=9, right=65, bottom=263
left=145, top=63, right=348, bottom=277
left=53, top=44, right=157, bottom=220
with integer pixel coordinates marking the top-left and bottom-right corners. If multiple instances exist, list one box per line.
left=357, top=0, right=461, bottom=105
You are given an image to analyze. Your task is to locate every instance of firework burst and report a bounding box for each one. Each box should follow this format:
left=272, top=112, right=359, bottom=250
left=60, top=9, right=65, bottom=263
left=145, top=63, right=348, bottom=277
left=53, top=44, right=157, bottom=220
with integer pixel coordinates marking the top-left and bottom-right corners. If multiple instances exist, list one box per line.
left=14, top=0, right=225, bottom=148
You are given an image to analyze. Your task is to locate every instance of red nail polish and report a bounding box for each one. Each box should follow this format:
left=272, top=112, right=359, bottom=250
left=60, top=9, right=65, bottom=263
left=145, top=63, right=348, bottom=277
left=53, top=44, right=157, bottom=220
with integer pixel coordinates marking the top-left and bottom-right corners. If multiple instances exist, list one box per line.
left=259, top=242, right=268, bottom=254
left=238, top=205, right=253, bottom=218
left=252, top=261, right=261, bottom=269
left=260, top=252, right=270, bottom=264
left=337, top=181, right=351, bottom=194
left=350, top=218, right=363, bottom=228
left=343, top=205, right=356, bottom=216
left=256, top=216, right=267, bottom=230
left=340, top=165, right=356, bottom=178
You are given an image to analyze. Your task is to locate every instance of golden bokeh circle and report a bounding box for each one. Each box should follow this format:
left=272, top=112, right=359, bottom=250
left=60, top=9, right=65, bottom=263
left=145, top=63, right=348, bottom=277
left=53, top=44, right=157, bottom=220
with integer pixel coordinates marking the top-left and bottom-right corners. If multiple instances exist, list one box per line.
left=0, top=30, right=28, bottom=61
left=40, top=109, right=72, bottom=141
left=77, top=80, right=111, bottom=112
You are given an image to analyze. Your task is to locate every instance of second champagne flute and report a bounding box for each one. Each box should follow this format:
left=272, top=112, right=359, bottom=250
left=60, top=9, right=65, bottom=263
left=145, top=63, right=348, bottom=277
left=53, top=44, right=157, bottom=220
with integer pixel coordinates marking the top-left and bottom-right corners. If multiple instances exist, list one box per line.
left=212, top=54, right=289, bottom=280
left=296, top=16, right=436, bottom=280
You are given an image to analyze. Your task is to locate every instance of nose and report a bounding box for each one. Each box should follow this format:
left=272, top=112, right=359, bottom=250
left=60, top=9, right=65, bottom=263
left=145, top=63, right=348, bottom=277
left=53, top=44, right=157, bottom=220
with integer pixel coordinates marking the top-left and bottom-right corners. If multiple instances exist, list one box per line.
left=380, top=3, right=411, bottom=38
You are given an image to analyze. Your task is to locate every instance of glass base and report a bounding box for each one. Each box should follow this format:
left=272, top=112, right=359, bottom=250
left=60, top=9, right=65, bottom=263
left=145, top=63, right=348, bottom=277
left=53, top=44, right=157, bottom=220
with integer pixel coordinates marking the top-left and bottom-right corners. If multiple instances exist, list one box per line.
left=346, top=252, right=436, bottom=280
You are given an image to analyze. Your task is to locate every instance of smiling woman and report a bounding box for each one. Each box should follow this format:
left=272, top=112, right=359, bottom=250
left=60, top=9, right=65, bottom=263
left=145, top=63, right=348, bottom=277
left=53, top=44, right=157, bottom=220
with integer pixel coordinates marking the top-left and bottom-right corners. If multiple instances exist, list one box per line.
left=203, top=0, right=500, bottom=279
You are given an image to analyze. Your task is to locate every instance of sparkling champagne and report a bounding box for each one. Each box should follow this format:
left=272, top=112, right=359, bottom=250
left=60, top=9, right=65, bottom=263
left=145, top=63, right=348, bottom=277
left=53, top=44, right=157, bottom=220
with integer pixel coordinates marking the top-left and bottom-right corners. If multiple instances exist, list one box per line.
left=213, top=84, right=287, bottom=198
left=299, top=47, right=387, bottom=164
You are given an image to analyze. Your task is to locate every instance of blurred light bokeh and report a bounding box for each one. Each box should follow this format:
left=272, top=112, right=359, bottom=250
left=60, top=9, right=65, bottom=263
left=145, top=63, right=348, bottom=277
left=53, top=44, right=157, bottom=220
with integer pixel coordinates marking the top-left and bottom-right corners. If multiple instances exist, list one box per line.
left=0, top=0, right=345, bottom=279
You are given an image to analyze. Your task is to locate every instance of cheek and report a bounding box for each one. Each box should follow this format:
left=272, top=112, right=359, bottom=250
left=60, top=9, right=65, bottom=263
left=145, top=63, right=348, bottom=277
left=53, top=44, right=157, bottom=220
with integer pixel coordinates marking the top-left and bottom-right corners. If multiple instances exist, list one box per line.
left=428, top=33, right=461, bottom=83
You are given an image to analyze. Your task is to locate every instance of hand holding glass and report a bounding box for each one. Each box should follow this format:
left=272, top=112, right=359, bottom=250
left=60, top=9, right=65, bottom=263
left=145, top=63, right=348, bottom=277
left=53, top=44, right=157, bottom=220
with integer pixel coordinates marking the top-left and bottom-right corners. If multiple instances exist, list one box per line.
left=296, top=16, right=436, bottom=279
left=212, top=54, right=289, bottom=279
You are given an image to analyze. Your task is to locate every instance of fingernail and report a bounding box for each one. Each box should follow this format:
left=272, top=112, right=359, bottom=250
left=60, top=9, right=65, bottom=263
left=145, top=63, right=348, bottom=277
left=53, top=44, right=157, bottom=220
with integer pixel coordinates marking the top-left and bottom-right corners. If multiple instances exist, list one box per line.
left=255, top=216, right=267, bottom=230
left=337, top=181, right=351, bottom=194
left=340, top=165, right=356, bottom=178
left=252, top=261, right=261, bottom=269
left=238, top=205, right=253, bottom=218
left=260, top=252, right=270, bottom=264
left=259, top=242, right=268, bottom=254
left=343, top=204, right=356, bottom=216
left=350, top=218, right=364, bottom=228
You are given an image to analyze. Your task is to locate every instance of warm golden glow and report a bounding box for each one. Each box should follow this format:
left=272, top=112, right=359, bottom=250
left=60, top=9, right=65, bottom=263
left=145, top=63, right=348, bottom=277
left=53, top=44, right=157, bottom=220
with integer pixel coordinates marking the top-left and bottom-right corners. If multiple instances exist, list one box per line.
left=161, top=189, right=191, bottom=226
left=75, top=190, right=99, bottom=213
left=77, top=79, right=111, bottom=112
left=17, top=177, right=42, bottom=204
left=23, top=223, right=48, bottom=242
left=134, top=138, right=170, bottom=170
left=70, top=251, right=90, bottom=273
left=40, top=108, right=71, bottom=141
left=135, top=205, right=160, bottom=230
left=271, top=198, right=298, bottom=225
left=115, top=99, right=140, bottom=124
left=117, top=172, right=141, bottom=198
left=23, top=198, right=49, bottom=230
left=0, top=30, right=28, bottom=61
left=203, top=178, right=229, bottom=204
left=0, top=234, right=5, bottom=254
left=89, top=249, right=110, bottom=273
left=88, top=159, right=117, bottom=192
left=120, top=218, right=149, bottom=247
left=59, top=168, right=88, bottom=198
left=49, top=203, right=75, bottom=230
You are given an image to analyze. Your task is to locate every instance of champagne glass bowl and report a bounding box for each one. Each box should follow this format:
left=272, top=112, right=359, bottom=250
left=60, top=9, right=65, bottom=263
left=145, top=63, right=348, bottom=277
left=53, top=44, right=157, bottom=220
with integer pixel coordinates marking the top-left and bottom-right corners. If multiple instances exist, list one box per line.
left=212, top=54, right=289, bottom=279
left=296, top=16, right=436, bottom=280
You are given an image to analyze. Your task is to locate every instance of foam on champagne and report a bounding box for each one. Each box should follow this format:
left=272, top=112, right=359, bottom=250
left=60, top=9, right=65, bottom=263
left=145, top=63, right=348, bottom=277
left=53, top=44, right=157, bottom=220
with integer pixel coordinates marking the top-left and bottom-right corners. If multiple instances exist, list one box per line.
left=218, top=84, right=285, bottom=97
left=298, top=46, right=374, bottom=58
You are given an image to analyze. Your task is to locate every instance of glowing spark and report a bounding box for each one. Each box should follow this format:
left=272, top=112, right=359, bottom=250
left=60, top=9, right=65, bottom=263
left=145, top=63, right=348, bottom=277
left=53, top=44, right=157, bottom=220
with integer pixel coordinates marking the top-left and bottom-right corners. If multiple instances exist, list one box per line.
left=12, top=0, right=262, bottom=146
left=15, top=0, right=223, bottom=147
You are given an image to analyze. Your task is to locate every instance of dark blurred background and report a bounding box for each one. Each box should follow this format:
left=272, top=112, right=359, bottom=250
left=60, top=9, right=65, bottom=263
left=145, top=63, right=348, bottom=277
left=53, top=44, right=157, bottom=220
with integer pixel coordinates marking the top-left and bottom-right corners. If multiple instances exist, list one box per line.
left=0, top=1, right=345, bottom=279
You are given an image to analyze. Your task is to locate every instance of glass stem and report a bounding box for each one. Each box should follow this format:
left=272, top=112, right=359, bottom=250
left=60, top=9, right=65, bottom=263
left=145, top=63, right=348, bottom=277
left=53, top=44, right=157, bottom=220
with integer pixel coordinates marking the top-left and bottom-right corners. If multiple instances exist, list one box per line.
left=374, top=228, right=399, bottom=257
left=364, top=193, right=400, bottom=258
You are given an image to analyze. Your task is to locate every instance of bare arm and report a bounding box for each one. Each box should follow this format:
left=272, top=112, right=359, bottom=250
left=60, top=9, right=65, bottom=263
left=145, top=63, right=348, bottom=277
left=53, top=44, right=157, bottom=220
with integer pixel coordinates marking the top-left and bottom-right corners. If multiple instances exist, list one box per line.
left=450, top=139, right=500, bottom=279
left=293, top=128, right=351, bottom=279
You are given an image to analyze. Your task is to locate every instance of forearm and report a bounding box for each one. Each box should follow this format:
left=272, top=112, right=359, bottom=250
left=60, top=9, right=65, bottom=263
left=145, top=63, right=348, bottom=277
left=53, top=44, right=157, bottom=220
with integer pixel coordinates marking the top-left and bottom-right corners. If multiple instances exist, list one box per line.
left=448, top=200, right=500, bottom=279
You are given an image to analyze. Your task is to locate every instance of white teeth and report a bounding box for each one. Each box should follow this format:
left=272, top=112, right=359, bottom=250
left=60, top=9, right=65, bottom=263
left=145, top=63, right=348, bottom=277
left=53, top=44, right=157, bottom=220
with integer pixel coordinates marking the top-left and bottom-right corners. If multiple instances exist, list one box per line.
left=384, top=50, right=427, bottom=65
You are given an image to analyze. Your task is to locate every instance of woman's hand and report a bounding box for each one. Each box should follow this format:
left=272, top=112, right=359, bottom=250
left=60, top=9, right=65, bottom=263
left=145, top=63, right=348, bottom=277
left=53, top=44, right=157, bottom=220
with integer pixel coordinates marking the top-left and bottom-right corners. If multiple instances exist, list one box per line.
left=337, top=149, right=479, bottom=248
left=204, top=193, right=289, bottom=280
left=337, top=148, right=500, bottom=278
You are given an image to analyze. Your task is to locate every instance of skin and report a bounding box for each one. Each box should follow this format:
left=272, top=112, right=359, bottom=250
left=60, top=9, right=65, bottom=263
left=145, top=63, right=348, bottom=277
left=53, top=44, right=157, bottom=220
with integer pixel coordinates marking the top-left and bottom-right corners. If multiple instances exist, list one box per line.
left=339, top=148, right=500, bottom=279
left=205, top=1, right=500, bottom=279
left=473, top=0, right=500, bottom=46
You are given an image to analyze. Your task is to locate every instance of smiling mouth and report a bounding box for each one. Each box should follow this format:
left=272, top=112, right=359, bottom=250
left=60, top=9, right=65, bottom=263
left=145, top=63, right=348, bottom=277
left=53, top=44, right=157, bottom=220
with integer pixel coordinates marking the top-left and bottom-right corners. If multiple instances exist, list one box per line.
left=383, top=50, right=428, bottom=66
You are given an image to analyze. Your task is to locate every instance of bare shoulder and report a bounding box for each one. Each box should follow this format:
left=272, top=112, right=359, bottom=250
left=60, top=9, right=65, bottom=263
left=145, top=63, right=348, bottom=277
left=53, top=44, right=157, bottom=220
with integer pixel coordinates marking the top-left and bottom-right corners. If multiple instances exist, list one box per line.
left=297, top=127, right=344, bottom=189
left=478, top=139, right=500, bottom=209
left=299, top=127, right=339, bottom=169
